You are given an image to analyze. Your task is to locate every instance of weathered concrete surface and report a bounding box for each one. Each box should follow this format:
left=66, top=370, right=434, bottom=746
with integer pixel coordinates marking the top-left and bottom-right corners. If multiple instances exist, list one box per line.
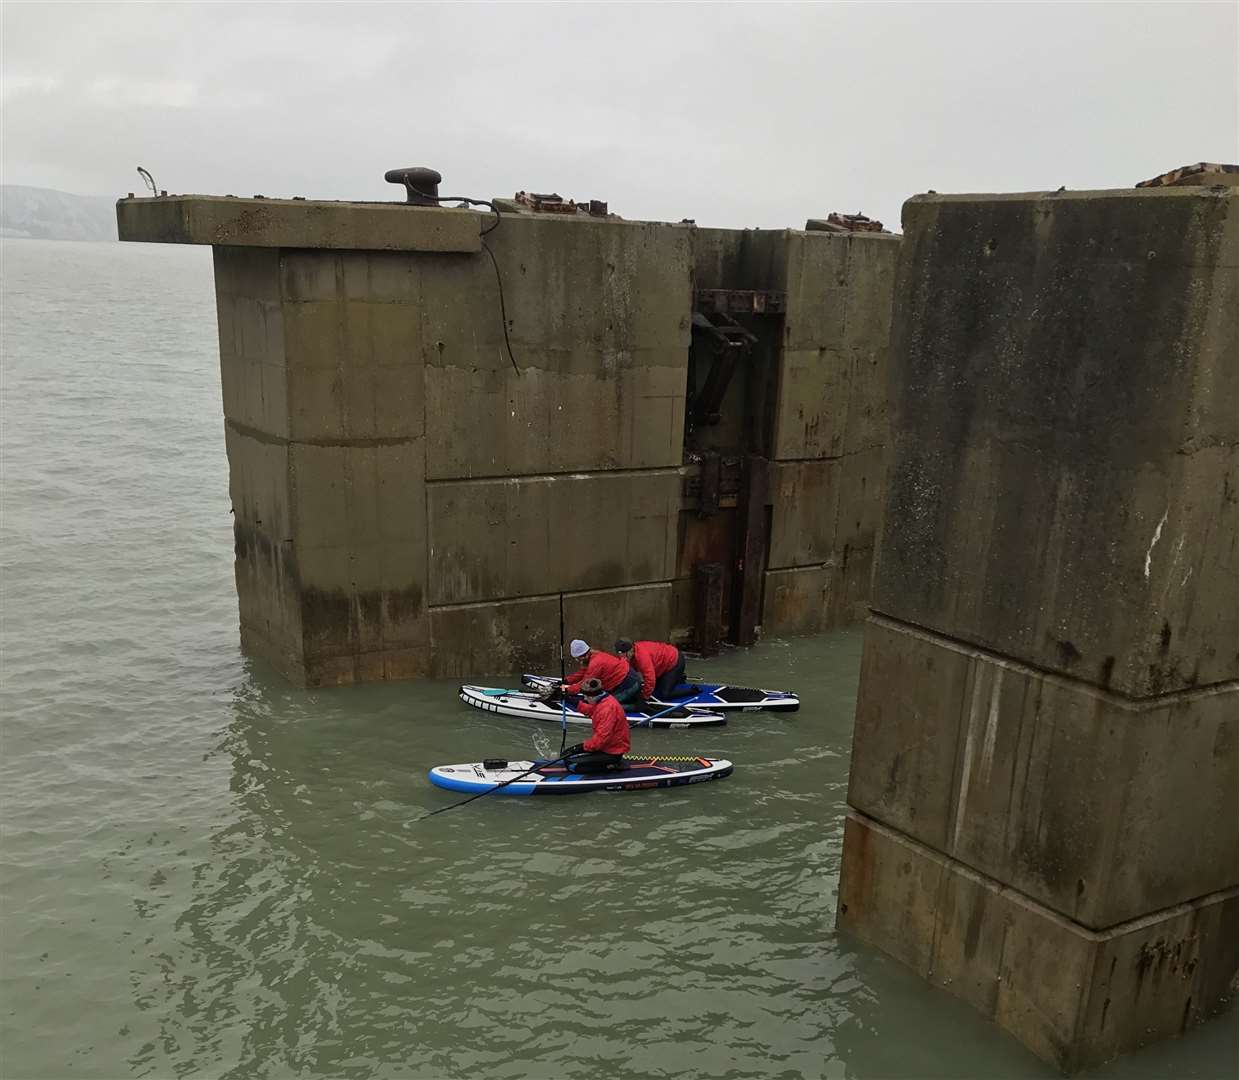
left=118, top=195, right=481, bottom=252
left=776, top=232, right=897, bottom=460
left=875, top=187, right=1239, bottom=697
left=837, top=812, right=1239, bottom=1074
left=429, top=583, right=670, bottom=679
left=687, top=227, right=897, bottom=639
left=426, top=471, right=681, bottom=605
left=422, top=216, right=692, bottom=477
left=128, top=196, right=897, bottom=681
left=203, top=207, right=695, bottom=684
left=848, top=617, right=1239, bottom=929
left=838, top=187, right=1239, bottom=1071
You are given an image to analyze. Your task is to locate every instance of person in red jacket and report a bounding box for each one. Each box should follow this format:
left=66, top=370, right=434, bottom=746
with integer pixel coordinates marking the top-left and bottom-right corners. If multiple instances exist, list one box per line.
left=616, top=637, right=688, bottom=702
left=562, top=678, right=630, bottom=772
left=560, top=638, right=642, bottom=706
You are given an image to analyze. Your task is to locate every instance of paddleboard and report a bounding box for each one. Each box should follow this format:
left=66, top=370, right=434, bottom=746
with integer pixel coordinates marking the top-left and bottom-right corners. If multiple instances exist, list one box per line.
left=459, top=685, right=727, bottom=728
left=521, top=673, right=799, bottom=713
left=428, top=755, right=734, bottom=795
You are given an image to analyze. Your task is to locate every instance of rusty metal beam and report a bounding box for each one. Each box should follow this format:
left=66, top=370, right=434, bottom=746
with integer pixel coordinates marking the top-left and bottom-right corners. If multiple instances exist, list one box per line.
left=695, top=288, right=787, bottom=316
left=732, top=455, right=771, bottom=647
left=694, top=562, right=724, bottom=657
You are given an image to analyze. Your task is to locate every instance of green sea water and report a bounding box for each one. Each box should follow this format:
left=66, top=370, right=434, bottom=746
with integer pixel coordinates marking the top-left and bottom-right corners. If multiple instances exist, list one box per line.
left=1, top=238, right=1234, bottom=1079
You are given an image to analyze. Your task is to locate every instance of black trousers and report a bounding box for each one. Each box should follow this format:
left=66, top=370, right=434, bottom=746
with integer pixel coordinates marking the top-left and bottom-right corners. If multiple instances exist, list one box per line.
left=565, top=752, right=625, bottom=774
left=652, top=650, right=688, bottom=699
left=610, top=668, right=643, bottom=706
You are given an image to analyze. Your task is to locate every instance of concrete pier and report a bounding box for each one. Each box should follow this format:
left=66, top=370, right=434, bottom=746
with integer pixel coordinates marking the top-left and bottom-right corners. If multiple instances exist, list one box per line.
left=118, top=193, right=898, bottom=684
left=835, top=187, right=1239, bottom=1071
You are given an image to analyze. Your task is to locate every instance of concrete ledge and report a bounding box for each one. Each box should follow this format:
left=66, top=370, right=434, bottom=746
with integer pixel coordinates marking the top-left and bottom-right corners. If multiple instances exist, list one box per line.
left=836, top=810, right=1239, bottom=1073
left=117, top=195, right=482, bottom=252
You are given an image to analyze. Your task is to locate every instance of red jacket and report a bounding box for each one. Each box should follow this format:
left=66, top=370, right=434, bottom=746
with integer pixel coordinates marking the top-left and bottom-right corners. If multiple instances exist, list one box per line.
left=564, top=650, right=630, bottom=695
left=630, top=640, right=680, bottom=698
left=579, top=695, right=631, bottom=755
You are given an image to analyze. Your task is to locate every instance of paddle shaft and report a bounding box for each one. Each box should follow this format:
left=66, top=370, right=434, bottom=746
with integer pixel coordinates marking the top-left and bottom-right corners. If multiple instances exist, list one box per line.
left=558, top=593, right=567, bottom=754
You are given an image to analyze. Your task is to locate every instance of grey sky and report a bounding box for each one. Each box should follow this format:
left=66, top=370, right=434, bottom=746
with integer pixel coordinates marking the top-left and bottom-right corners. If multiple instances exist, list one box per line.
left=2, top=1, right=1236, bottom=231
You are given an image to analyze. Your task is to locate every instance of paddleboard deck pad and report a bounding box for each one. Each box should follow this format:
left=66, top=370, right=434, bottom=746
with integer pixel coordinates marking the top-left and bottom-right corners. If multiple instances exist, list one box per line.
left=459, top=685, right=726, bottom=728
left=520, top=673, right=799, bottom=713
left=428, top=756, right=734, bottom=795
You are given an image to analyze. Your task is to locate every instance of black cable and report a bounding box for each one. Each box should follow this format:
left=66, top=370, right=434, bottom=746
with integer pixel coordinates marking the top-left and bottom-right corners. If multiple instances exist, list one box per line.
left=416, top=194, right=517, bottom=375
left=480, top=239, right=519, bottom=377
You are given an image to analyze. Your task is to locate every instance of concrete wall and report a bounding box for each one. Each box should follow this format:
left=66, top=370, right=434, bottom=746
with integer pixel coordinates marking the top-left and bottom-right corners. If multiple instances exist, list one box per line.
left=120, top=194, right=897, bottom=684
left=685, top=227, right=899, bottom=639
left=836, top=187, right=1239, bottom=1072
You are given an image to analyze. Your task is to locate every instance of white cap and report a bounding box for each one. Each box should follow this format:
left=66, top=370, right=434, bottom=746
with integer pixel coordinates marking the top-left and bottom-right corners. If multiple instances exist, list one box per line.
left=569, top=639, right=590, bottom=658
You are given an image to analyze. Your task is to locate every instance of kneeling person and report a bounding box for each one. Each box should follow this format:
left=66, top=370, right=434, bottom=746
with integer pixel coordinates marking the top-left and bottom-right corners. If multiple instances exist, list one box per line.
left=616, top=637, right=688, bottom=703
left=562, top=678, right=630, bottom=773
left=561, top=638, right=642, bottom=706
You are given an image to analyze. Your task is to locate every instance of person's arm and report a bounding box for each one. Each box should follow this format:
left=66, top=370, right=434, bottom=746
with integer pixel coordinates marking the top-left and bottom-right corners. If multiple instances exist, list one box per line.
left=634, top=648, right=656, bottom=698
left=563, top=658, right=592, bottom=694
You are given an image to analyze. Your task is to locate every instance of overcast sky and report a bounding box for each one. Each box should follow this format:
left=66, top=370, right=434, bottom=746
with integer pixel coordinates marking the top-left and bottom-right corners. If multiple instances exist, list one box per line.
left=2, top=1, right=1236, bottom=231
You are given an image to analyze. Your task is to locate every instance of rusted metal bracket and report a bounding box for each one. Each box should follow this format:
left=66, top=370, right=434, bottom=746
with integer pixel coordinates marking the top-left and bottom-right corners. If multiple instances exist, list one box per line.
left=733, top=454, right=771, bottom=648
left=697, top=451, right=721, bottom=518
left=695, top=289, right=787, bottom=316
left=694, top=562, right=725, bottom=657
left=690, top=310, right=757, bottom=428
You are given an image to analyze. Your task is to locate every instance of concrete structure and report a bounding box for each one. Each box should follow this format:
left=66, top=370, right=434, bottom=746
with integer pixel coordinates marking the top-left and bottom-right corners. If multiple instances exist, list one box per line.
left=117, top=192, right=898, bottom=684
left=836, top=186, right=1239, bottom=1072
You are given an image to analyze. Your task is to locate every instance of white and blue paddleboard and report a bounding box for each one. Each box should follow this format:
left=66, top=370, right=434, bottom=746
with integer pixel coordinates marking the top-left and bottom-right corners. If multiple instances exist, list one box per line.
left=520, top=673, right=799, bottom=713
left=428, top=755, right=734, bottom=796
left=459, top=685, right=727, bottom=728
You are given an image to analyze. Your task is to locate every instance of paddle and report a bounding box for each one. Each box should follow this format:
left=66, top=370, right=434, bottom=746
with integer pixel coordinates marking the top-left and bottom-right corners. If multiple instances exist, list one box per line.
left=629, top=695, right=708, bottom=727
left=557, top=594, right=568, bottom=755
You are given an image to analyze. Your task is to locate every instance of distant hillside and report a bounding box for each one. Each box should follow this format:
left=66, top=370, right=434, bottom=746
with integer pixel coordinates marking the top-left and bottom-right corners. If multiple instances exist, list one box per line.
left=1, top=186, right=117, bottom=241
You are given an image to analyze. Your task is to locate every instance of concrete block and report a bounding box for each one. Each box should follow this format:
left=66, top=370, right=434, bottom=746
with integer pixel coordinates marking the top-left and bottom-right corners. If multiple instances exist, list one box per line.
left=837, top=811, right=1239, bottom=1073
left=429, top=594, right=561, bottom=679
left=225, top=427, right=299, bottom=650
left=296, top=543, right=427, bottom=654
left=425, top=356, right=685, bottom=478
left=426, top=471, right=681, bottom=605
left=289, top=442, right=427, bottom=565
left=117, top=196, right=482, bottom=253
left=213, top=245, right=281, bottom=301
left=835, top=446, right=886, bottom=556
left=841, top=343, right=890, bottom=458
left=773, top=347, right=851, bottom=460
left=419, top=216, right=691, bottom=477
left=769, top=460, right=841, bottom=569
left=841, top=234, right=899, bottom=348
left=848, top=616, right=1239, bottom=928
left=562, top=583, right=672, bottom=649
left=693, top=228, right=790, bottom=292
left=783, top=232, right=849, bottom=350
left=762, top=566, right=834, bottom=636
left=877, top=188, right=1239, bottom=695
left=305, top=645, right=431, bottom=688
